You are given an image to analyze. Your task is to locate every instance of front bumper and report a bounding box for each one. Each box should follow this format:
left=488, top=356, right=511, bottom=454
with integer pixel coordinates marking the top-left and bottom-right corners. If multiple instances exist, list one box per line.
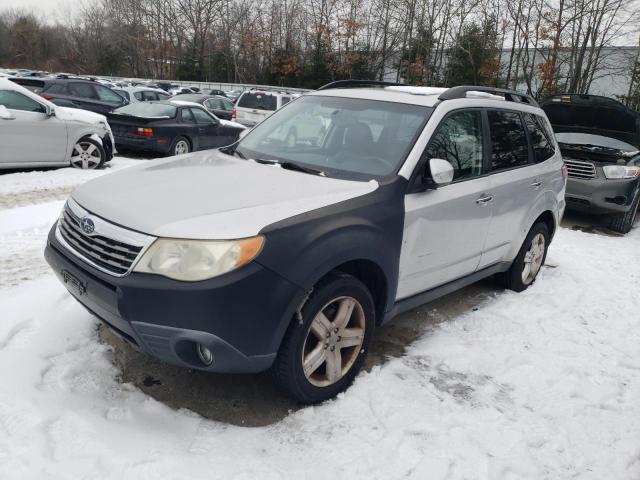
left=565, top=176, right=639, bottom=215
left=45, top=226, right=304, bottom=373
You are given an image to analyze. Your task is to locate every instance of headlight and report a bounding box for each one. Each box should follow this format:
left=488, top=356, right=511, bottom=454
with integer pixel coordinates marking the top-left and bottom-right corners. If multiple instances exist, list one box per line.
left=133, top=236, right=264, bottom=281
left=602, top=165, right=640, bottom=179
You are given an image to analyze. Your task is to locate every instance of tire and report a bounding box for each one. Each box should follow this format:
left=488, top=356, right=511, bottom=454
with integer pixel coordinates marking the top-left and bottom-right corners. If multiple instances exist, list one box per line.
left=606, top=189, right=640, bottom=234
left=272, top=272, right=375, bottom=404
left=171, top=136, right=191, bottom=156
left=499, top=222, right=550, bottom=292
left=70, top=137, right=105, bottom=169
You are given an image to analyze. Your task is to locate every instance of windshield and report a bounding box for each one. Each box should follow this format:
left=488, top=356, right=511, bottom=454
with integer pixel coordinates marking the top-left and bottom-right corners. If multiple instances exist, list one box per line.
left=235, top=95, right=432, bottom=179
left=555, top=132, right=637, bottom=152
left=113, top=102, right=176, bottom=118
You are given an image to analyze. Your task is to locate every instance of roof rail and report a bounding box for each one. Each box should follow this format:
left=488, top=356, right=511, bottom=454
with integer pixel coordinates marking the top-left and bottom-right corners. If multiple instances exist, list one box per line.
left=317, top=79, right=406, bottom=90
left=439, top=85, right=538, bottom=106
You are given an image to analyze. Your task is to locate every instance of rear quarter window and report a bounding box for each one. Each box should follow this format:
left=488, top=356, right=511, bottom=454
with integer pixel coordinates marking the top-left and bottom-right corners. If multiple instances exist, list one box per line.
left=237, top=93, right=277, bottom=111
left=524, top=113, right=555, bottom=163
left=488, top=110, right=529, bottom=171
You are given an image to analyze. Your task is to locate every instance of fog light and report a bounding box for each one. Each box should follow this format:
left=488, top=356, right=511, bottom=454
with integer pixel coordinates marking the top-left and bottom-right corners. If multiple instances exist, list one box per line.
left=196, top=343, right=213, bottom=366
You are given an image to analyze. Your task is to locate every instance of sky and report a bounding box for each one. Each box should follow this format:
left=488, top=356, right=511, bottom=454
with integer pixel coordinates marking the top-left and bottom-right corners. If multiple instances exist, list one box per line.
left=0, top=0, right=97, bottom=18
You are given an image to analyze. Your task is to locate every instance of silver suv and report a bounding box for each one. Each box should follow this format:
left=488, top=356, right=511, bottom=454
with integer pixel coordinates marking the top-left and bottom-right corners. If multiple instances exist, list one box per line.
left=45, top=81, right=566, bottom=403
left=233, top=89, right=297, bottom=126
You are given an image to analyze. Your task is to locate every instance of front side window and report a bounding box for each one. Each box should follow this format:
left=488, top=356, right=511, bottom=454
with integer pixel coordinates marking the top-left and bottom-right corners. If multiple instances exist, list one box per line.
left=524, top=113, right=555, bottom=163
left=95, top=85, right=125, bottom=105
left=488, top=110, right=529, bottom=171
left=424, top=110, right=484, bottom=181
left=0, top=90, right=45, bottom=112
left=236, top=95, right=432, bottom=179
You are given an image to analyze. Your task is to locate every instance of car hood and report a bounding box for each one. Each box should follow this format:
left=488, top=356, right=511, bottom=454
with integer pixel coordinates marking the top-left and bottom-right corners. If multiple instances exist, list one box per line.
left=55, top=106, right=108, bottom=125
left=541, top=102, right=640, bottom=149
left=72, top=150, right=378, bottom=239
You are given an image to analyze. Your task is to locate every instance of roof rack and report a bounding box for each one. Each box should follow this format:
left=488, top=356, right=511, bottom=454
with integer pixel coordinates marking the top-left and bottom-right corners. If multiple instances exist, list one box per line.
left=439, top=86, right=538, bottom=106
left=317, top=79, right=406, bottom=90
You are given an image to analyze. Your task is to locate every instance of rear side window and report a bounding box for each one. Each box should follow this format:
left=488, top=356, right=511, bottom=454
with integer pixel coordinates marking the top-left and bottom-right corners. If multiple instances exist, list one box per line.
left=191, top=108, right=215, bottom=124
left=488, top=110, right=529, bottom=171
left=95, top=85, right=124, bottom=105
left=115, top=90, right=130, bottom=102
left=46, top=83, right=69, bottom=95
left=237, top=92, right=277, bottom=111
left=181, top=109, right=196, bottom=123
left=69, top=82, right=97, bottom=99
left=425, top=110, right=484, bottom=181
left=524, top=114, right=555, bottom=163
left=281, top=96, right=291, bottom=106
left=0, top=90, right=45, bottom=112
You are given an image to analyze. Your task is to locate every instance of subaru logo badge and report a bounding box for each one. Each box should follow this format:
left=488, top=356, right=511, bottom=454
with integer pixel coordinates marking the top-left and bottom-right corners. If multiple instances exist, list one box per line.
left=80, top=217, right=95, bottom=235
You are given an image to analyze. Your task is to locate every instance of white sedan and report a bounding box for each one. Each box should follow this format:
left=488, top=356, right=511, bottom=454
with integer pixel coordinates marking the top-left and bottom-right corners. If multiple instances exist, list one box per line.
left=0, top=78, right=115, bottom=169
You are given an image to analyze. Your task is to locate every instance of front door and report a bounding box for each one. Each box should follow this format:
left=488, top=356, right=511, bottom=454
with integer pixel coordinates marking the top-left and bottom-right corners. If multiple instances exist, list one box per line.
left=0, top=90, right=67, bottom=166
left=397, top=109, right=493, bottom=299
left=191, top=107, right=221, bottom=149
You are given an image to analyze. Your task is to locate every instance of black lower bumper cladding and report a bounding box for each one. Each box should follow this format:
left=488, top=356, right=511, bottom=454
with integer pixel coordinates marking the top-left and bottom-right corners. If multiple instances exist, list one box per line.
left=45, top=226, right=303, bottom=373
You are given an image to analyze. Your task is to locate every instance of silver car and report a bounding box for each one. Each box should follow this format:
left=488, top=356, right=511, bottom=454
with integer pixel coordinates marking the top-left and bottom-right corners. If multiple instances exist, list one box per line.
left=45, top=81, right=566, bottom=403
left=0, top=78, right=115, bottom=169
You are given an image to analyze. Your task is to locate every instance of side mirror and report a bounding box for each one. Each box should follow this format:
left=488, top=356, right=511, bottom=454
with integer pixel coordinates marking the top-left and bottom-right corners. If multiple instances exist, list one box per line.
left=427, top=158, right=454, bottom=186
left=0, top=105, right=15, bottom=120
left=44, top=104, right=56, bottom=117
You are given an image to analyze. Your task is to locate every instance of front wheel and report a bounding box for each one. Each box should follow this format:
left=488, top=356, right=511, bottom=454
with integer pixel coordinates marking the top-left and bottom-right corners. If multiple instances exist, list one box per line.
left=70, top=137, right=105, bottom=169
left=606, top=189, right=639, bottom=234
left=499, top=222, right=550, bottom=292
left=273, top=272, right=375, bottom=403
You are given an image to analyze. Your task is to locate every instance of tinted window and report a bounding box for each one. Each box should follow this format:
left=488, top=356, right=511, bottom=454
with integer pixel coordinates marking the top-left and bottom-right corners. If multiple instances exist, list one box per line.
left=237, top=92, right=277, bottom=111
left=524, top=114, right=555, bottom=163
left=134, top=92, right=143, bottom=101
left=141, top=91, right=159, bottom=101
left=113, top=103, right=176, bottom=118
left=425, top=110, right=484, bottom=181
left=95, top=85, right=124, bottom=105
left=281, top=96, right=291, bottom=106
left=47, top=83, right=69, bottom=95
left=488, top=110, right=529, bottom=171
left=0, top=90, right=45, bottom=112
left=191, top=108, right=215, bottom=124
left=69, top=82, right=97, bottom=99
left=181, top=109, right=196, bottom=123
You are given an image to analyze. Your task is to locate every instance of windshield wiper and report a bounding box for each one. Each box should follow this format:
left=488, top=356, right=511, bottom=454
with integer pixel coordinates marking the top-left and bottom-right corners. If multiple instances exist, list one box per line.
left=253, top=158, right=327, bottom=176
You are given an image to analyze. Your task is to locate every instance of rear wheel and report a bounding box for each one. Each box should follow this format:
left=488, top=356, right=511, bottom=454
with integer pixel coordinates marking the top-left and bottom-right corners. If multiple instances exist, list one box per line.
left=171, top=136, right=191, bottom=156
left=606, top=189, right=639, bottom=234
left=70, top=137, right=105, bottom=169
left=499, top=222, right=549, bottom=292
left=273, top=272, right=375, bottom=403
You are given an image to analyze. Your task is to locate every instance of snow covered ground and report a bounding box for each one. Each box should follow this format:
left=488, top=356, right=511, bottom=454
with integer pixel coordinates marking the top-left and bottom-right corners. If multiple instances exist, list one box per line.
left=0, top=158, right=639, bottom=479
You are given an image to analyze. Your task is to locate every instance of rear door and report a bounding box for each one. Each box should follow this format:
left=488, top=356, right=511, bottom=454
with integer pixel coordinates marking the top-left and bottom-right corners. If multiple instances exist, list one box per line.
left=0, top=90, right=67, bottom=165
left=478, top=109, right=541, bottom=268
left=398, top=109, right=493, bottom=299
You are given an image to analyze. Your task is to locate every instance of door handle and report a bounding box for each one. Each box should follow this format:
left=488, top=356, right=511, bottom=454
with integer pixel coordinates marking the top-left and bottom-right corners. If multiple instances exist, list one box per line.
left=476, top=194, right=493, bottom=205
left=531, top=180, right=542, bottom=189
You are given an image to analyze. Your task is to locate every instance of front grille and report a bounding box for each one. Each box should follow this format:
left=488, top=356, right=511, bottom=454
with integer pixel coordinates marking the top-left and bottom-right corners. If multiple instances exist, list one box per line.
left=564, top=159, right=596, bottom=179
left=58, top=204, right=143, bottom=275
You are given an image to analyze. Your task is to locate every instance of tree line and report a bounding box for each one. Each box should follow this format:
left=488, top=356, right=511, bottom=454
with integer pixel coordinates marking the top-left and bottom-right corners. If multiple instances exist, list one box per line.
left=0, top=0, right=638, bottom=101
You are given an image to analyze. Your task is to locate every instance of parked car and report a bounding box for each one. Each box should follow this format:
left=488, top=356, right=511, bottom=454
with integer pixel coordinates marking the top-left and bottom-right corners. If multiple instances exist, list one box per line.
left=233, top=89, right=297, bottom=126
left=225, top=89, right=244, bottom=102
left=171, top=93, right=235, bottom=120
left=206, top=88, right=227, bottom=97
left=44, top=82, right=565, bottom=403
left=10, top=76, right=127, bottom=115
left=541, top=94, right=640, bottom=233
left=168, top=86, right=197, bottom=96
left=113, top=86, right=171, bottom=103
left=0, top=78, right=114, bottom=169
left=106, top=100, right=245, bottom=156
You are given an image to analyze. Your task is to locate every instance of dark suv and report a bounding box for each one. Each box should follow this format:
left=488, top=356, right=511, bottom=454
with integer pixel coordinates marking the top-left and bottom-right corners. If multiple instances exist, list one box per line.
left=541, top=94, right=640, bottom=233
left=10, top=76, right=127, bottom=115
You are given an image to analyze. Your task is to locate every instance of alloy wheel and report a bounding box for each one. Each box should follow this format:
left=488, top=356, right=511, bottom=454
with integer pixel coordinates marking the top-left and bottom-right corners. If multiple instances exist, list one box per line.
left=301, top=296, right=365, bottom=387
left=522, top=232, right=545, bottom=284
left=174, top=139, right=189, bottom=155
left=71, top=141, right=102, bottom=169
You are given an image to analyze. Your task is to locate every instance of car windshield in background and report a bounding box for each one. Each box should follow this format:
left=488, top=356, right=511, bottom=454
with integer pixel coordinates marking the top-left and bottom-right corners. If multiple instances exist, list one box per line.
left=172, top=94, right=202, bottom=102
left=236, top=95, right=432, bottom=179
left=113, top=102, right=176, bottom=118
left=555, top=132, right=638, bottom=152
left=237, top=92, right=277, bottom=111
